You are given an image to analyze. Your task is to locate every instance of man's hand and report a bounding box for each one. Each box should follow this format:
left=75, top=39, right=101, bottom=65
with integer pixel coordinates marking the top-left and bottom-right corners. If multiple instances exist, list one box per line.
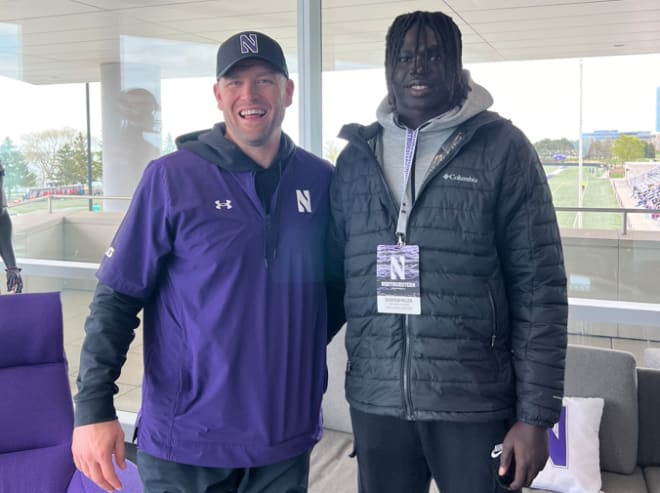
left=72, top=420, right=127, bottom=493
left=498, top=421, right=549, bottom=490
left=6, top=267, right=22, bottom=293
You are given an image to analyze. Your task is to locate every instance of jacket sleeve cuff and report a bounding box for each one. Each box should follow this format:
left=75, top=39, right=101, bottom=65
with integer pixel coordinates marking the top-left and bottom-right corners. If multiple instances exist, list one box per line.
left=74, top=395, right=117, bottom=427
left=517, top=410, right=559, bottom=429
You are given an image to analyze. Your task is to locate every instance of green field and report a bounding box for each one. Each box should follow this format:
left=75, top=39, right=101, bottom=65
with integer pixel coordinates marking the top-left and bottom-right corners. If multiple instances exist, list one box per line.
left=7, top=197, right=98, bottom=215
left=7, top=165, right=624, bottom=230
left=545, top=165, right=622, bottom=230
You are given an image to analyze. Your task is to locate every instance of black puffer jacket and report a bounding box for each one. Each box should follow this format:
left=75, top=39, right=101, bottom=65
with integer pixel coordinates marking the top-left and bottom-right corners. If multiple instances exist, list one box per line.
left=329, top=111, right=567, bottom=428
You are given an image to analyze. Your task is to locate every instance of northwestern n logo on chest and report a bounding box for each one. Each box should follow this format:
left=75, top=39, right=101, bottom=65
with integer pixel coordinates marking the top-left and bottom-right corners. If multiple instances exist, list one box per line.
left=240, top=33, right=259, bottom=54
left=296, top=189, right=312, bottom=213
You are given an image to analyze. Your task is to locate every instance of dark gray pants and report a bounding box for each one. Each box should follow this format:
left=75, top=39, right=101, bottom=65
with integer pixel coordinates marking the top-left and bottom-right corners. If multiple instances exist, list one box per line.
left=137, top=450, right=310, bottom=493
left=350, top=407, right=520, bottom=493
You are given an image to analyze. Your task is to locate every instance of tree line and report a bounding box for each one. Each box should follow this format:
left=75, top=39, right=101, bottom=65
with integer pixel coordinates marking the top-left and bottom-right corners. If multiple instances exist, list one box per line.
left=1, top=128, right=656, bottom=200
left=533, top=135, right=656, bottom=164
left=0, top=128, right=102, bottom=198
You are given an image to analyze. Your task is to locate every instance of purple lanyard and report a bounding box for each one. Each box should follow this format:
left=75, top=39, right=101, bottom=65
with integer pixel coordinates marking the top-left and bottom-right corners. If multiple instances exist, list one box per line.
left=396, top=128, right=419, bottom=245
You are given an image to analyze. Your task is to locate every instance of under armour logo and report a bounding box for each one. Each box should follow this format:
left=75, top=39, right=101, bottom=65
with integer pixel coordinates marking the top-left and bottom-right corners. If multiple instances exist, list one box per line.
left=240, top=33, right=258, bottom=54
left=105, top=246, right=115, bottom=258
left=296, top=190, right=312, bottom=213
left=215, top=200, right=233, bottom=210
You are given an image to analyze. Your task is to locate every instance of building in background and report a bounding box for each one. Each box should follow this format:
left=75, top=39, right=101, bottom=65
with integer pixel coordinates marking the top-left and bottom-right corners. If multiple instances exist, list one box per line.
left=583, top=129, right=654, bottom=143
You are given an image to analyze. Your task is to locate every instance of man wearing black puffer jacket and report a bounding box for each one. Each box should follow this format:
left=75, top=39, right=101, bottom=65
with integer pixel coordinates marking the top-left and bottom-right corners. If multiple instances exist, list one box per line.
left=328, top=10, right=568, bottom=493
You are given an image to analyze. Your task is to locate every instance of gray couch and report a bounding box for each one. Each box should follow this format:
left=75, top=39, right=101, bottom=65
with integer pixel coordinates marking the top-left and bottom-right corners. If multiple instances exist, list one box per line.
left=530, top=345, right=660, bottom=493
left=312, top=331, right=660, bottom=493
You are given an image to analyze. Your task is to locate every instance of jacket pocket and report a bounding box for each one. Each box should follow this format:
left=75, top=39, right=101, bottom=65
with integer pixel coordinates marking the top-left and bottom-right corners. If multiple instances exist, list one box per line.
left=487, top=285, right=498, bottom=348
left=486, top=285, right=504, bottom=378
left=173, top=369, right=191, bottom=417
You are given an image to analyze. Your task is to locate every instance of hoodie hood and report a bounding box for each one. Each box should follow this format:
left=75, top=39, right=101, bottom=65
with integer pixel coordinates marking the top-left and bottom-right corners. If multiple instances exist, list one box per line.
left=175, top=122, right=296, bottom=173
left=376, top=70, right=493, bottom=132
left=373, top=70, right=494, bottom=206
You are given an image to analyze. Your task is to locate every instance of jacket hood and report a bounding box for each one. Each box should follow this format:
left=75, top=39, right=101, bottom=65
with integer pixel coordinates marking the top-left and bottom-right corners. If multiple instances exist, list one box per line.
left=175, top=122, right=296, bottom=172
left=376, top=70, right=494, bottom=133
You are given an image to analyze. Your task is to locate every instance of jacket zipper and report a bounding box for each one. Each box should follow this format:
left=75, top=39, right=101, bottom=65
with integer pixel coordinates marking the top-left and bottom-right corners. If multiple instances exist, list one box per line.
left=363, top=138, right=426, bottom=420
left=402, top=314, right=414, bottom=418
left=361, top=132, right=469, bottom=419
left=487, top=287, right=497, bottom=347
left=397, top=139, right=459, bottom=420
left=261, top=160, right=286, bottom=269
left=264, top=213, right=272, bottom=269
left=350, top=121, right=496, bottom=418
left=363, top=144, right=415, bottom=417
left=401, top=131, right=471, bottom=414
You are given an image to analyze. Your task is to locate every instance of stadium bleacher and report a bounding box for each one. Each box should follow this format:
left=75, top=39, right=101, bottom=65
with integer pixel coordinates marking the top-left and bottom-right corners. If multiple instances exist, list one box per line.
left=630, top=165, right=660, bottom=220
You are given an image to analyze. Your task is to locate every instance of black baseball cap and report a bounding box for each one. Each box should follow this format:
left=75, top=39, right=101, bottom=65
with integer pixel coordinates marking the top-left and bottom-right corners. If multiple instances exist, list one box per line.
left=216, top=31, right=289, bottom=79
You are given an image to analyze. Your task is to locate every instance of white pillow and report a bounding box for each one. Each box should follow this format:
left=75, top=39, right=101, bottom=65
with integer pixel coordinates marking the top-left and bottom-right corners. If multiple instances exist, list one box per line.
left=530, top=396, right=604, bottom=493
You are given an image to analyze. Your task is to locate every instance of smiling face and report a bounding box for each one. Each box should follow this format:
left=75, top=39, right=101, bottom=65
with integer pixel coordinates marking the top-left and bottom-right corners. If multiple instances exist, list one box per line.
left=388, top=23, right=456, bottom=129
left=214, top=59, right=293, bottom=154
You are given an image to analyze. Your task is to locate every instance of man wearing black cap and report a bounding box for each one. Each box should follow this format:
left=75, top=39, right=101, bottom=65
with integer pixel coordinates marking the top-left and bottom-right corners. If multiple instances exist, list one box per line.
left=72, top=31, right=343, bottom=493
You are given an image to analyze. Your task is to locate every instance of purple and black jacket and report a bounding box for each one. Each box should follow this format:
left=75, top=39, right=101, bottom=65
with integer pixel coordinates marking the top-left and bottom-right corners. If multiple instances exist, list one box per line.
left=75, top=124, right=338, bottom=468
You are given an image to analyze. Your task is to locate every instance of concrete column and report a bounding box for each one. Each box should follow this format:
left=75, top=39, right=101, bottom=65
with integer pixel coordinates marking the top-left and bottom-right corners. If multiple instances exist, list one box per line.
left=297, top=0, right=322, bottom=156
left=100, top=62, right=162, bottom=211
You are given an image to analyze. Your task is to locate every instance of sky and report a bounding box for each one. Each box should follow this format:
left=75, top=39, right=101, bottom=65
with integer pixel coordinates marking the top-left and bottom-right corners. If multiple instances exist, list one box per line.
left=0, top=53, right=659, bottom=151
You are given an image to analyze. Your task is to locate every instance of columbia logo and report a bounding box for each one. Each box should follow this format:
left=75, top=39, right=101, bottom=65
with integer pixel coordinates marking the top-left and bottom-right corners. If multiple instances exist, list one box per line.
left=215, top=200, right=233, bottom=210
left=443, top=173, right=478, bottom=184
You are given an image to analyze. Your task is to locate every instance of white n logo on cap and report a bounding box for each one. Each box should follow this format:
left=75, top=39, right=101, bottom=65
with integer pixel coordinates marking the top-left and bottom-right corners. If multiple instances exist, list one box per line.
left=240, top=33, right=258, bottom=54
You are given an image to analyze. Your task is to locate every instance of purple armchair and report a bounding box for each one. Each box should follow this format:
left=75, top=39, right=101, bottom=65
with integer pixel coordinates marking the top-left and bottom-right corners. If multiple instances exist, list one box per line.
left=0, top=292, right=142, bottom=492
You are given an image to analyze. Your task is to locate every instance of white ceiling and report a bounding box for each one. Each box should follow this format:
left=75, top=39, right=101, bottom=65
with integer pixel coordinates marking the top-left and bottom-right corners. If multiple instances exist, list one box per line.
left=0, top=0, right=659, bottom=85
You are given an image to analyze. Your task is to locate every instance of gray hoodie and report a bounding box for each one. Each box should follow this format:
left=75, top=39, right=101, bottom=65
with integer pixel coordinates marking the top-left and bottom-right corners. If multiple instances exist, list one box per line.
left=376, top=70, right=494, bottom=206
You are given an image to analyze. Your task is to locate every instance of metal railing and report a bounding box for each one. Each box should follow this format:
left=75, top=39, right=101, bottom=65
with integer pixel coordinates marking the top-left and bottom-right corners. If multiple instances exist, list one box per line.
left=9, top=197, right=660, bottom=234
left=7, top=194, right=131, bottom=213
left=554, top=206, right=660, bottom=235
left=17, top=256, right=660, bottom=329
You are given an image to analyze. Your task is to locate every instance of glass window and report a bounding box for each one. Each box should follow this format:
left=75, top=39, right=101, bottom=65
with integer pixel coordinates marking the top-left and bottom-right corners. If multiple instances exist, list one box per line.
left=0, top=2, right=298, bottom=414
